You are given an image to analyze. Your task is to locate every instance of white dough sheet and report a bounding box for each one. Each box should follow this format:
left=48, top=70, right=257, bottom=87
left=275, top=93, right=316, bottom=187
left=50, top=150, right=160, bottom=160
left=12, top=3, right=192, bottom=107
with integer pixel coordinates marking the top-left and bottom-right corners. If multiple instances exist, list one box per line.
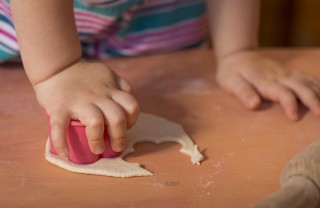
left=45, top=113, right=204, bottom=178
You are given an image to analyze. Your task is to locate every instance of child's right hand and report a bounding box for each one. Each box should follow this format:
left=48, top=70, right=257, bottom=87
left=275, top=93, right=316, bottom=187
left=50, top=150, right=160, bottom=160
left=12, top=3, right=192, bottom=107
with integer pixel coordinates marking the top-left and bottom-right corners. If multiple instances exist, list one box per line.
left=33, top=59, right=140, bottom=158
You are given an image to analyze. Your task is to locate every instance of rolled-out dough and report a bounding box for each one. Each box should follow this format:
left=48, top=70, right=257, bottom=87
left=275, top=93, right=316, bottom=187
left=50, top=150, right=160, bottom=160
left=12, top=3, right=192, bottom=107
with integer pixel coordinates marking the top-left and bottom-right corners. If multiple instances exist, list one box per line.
left=45, top=113, right=204, bottom=177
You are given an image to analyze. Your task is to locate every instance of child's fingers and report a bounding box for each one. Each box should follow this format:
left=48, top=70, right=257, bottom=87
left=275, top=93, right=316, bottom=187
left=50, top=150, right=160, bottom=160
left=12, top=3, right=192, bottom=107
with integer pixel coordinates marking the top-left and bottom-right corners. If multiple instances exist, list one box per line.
left=96, top=100, right=127, bottom=152
left=78, top=105, right=105, bottom=155
left=258, top=83, right=299, bottom=120
left=119, top=79, right=132, bottom=93
left=49, top=111, right=70, bottom=159
left=221, top=76, right=261, bottom=109
left=280, top=78, right=320, bottom=117
left=117, top=77, right=132, bottom=93
left=111, top=92, right=140, bottom=128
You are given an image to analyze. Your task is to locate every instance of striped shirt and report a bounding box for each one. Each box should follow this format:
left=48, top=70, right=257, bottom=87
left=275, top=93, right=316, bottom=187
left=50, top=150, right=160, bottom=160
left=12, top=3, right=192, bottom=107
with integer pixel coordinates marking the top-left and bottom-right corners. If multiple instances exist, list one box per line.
left=0, top=0, right=207, bottom=61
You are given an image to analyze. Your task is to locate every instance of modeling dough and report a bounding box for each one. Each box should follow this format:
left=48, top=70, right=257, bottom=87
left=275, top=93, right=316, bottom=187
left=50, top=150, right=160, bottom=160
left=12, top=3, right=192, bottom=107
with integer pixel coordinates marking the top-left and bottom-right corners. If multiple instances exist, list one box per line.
left=45, top=113, right=204, bottom=177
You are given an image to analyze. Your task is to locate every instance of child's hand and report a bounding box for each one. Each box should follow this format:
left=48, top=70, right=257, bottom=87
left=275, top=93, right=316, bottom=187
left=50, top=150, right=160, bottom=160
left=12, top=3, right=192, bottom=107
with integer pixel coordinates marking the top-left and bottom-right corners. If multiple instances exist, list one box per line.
left=216, top=50, right=320, bottom=120
left=34, top=59, right=139, bottom=158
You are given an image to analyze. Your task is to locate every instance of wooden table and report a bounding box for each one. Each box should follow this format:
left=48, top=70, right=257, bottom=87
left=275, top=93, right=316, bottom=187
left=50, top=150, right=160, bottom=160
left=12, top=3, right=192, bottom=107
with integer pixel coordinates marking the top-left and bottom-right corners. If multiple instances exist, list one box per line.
left=1, top=48, right=320, bottom=208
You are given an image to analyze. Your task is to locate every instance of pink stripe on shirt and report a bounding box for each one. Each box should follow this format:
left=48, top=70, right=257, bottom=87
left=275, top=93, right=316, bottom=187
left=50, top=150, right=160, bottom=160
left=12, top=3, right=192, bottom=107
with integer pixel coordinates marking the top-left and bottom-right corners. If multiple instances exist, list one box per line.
left=0, top=28, right=17, bottom=42
left=74, top=9, right=114, bottom=23
left=0, top=4, right=11, bottom=18
left=83, top=0, right=129, bottom=8
left=107, top=29, right=205, bottom=55
left=107, top=21, right=206, bottom=54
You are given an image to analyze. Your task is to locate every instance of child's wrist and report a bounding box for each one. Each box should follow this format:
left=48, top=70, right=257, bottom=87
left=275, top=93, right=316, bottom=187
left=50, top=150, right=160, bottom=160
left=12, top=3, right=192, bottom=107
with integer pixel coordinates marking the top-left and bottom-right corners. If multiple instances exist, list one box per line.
left=215, top=47, right=258, bottom=63
left=30, top=56, right=83, bottom=86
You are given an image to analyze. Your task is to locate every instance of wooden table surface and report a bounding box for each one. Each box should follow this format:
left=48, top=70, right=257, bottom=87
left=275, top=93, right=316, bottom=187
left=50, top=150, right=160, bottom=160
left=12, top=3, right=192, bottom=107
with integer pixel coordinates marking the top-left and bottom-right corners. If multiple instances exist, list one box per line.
left=1, top=48, right=320, bottom=208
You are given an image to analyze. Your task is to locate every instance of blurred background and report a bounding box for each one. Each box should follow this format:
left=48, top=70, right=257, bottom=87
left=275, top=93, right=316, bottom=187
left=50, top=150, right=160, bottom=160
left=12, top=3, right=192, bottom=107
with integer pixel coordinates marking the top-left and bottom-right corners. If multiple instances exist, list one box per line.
left=259, top=0, right=320, bottom=46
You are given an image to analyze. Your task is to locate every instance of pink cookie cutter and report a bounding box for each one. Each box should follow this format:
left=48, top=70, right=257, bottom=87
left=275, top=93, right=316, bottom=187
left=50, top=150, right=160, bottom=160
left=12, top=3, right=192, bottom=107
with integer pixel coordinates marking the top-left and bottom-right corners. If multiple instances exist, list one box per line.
left=48, top=119, right=122, bottom=164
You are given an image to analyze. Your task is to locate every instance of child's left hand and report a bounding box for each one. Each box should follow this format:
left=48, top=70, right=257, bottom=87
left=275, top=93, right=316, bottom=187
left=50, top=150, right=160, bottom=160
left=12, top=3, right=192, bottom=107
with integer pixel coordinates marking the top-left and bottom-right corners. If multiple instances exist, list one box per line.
left=215, top=50, right=320, bottom=120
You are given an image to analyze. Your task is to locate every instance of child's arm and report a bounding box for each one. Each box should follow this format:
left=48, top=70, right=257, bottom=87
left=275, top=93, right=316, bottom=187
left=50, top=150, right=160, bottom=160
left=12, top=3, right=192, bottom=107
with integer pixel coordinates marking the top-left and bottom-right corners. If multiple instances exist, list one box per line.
left=207, top=0, right=320, bottom=120
left=11, top=0, right=81, bottom=84
left=11, top=0, right=139, bottom=157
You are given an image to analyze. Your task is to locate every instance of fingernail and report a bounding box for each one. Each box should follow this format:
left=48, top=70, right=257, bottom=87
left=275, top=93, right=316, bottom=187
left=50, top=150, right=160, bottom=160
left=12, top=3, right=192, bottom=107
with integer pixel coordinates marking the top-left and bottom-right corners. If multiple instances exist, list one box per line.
left=94, top=145, right=105, bottom=154
left=114, top=143, right=124, bottom=152
left=57, top=150, right=69, bottom=160
left=247, top=97, right=259, bottom=108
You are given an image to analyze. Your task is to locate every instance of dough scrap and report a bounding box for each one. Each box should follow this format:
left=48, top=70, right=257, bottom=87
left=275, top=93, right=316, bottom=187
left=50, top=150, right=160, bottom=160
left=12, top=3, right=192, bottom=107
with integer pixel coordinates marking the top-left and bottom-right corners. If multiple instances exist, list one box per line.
left=45, top=113, right=204, bottom=177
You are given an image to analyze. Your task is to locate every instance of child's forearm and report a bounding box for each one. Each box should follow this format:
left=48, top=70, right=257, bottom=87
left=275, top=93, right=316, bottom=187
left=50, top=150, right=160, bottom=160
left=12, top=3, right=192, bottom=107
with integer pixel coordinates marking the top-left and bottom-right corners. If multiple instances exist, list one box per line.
left=207, top=0, right=260, bottom=60
left=11, top=0, right=81, bottom=85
